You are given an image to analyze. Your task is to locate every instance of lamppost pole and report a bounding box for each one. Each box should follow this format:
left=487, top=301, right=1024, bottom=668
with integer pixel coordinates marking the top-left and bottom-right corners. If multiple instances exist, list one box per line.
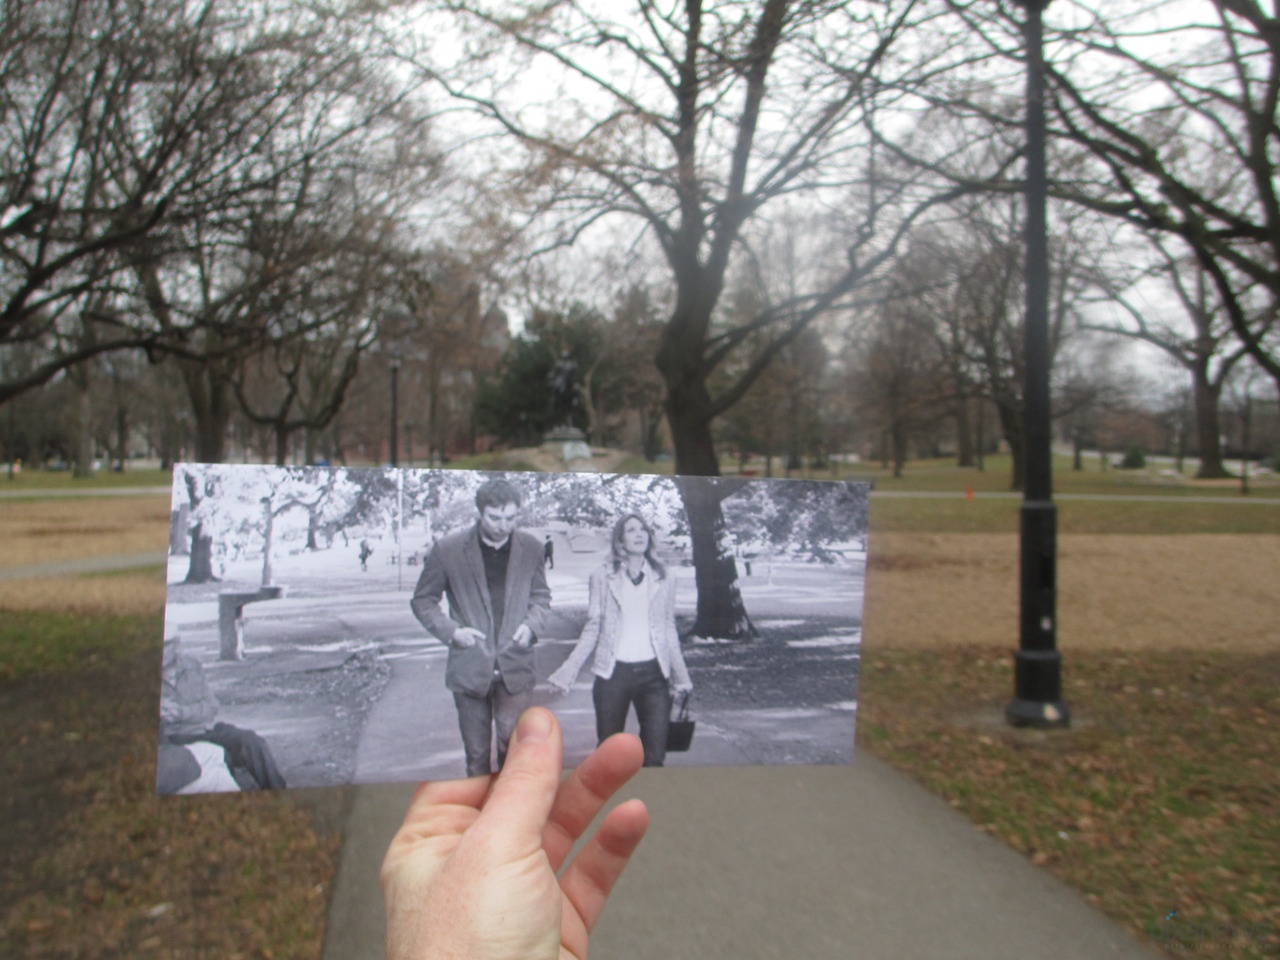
left=1008, top=0, right=1069, bottom=728
left=389, top=358, right=401, bottom=468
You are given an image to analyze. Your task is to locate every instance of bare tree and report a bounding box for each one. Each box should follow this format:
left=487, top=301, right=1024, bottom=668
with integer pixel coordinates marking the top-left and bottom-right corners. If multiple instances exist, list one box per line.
left=1082, top=238, right=1248, bottom=479
left=930, top=0, right=1280, bottom=394
left=1, top=0, right=436, bottom=446
left=397, top=0, right=967, bottom=636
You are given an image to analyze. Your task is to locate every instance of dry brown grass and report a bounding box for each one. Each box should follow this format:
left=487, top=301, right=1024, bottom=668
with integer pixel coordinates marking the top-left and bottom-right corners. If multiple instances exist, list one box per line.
left=866, top=532, right=1280, bottom=653
left=0, top=572, right=165, bottom=616
left=0, top=497, right=170, bottom=569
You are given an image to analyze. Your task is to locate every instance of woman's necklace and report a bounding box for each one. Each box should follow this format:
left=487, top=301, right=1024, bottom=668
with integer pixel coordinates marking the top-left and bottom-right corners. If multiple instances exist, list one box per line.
left=625, top=558, right=645, bottom=586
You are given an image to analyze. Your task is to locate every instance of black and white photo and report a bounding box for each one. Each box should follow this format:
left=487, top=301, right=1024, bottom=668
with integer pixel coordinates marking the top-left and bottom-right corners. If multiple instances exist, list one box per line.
left=158, top=463, right=868, bottom=794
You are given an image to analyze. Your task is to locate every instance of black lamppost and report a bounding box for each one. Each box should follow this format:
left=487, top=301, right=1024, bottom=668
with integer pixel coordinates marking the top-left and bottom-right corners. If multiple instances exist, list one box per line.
left=1007, top=0, right=1069, bottom=728
left=389, top=358, right=401, bottom=468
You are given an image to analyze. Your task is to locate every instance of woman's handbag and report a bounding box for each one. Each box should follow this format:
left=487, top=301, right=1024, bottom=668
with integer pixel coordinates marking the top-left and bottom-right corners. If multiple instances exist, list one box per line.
left=666, top=691, right=695, bottom=752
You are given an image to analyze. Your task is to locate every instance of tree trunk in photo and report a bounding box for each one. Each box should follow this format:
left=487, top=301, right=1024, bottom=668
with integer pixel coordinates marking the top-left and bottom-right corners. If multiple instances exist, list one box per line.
left=261, top=498, right=275, bottom=587
left=307, top=505, right=322, bottom=550
left=1191, top=365, right=1231, bottom=479
left=169, top=506, right=191, bottom=555
left=185, top=522, right=219, bottom=583
left=675, top=475, right=757, bottom=641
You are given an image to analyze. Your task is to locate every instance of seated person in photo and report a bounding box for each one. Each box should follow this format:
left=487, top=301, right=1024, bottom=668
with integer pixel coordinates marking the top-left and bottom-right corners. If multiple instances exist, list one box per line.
left=156, top=623, right=287, bottom=794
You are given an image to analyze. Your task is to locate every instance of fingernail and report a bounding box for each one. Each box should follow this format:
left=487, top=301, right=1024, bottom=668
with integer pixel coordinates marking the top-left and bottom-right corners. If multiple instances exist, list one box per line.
left=517, top=708, right=552, bottom=744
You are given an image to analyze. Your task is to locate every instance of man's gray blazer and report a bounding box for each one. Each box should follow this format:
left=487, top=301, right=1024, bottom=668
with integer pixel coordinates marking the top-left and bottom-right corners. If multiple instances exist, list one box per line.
left=410, top=524, right=553, bottom=696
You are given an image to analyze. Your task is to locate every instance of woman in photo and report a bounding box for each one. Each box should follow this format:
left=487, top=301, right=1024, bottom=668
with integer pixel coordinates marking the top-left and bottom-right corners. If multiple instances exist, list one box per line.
left=548, top=512, right=693, bottom=766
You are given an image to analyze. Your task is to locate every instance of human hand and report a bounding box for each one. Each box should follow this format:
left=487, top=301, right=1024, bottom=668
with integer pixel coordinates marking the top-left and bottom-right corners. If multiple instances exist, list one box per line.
left=673, top=680, right=693, bottom=695
left=547, top=674, right=571, bottom=696
left=382, top=708, right=648, bottom=960
left=512, top=623, right=534, bottom=648
left=453, top=627, right=485, bottom=648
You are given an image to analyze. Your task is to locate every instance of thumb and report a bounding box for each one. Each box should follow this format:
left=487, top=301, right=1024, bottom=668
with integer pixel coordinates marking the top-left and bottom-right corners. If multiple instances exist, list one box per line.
left=473, top=708, right=563, bottom=851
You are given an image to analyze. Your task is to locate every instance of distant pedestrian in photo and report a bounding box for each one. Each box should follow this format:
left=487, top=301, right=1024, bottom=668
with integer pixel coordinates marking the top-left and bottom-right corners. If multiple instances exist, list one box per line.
left=359, top=539, right=373, bottom=571
left=548, top=512, right=693, bottom=766
left=543, top=534, right=555, bottom=570
left=410, top=478, right=554, bottom=777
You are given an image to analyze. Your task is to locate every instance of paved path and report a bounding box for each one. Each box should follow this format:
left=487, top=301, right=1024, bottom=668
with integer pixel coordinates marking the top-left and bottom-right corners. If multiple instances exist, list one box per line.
left=321, top=756, right=1161, bottom=960
left=0, top=484, right=170, bottom=499
left=0, top=549, right=169, bottom=581
left=322, top=613, right=1158, bottom=960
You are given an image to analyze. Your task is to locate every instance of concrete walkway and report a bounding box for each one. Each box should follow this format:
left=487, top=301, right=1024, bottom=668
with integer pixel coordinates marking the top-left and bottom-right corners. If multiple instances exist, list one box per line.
left=322, top=646, right=1161, bottom=960
left=321, top=755, right=1161, bottom=960
left=0, top=549, right=169, bottom=581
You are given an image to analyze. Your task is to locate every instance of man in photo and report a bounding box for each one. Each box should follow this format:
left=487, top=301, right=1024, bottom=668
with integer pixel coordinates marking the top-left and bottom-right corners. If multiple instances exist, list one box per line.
left=410, top=478, right=553, bottom=776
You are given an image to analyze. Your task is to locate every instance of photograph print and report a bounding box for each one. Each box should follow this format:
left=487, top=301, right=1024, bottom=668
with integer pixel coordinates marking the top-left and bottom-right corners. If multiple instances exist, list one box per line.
left=157, top=463, right=868, bottom=795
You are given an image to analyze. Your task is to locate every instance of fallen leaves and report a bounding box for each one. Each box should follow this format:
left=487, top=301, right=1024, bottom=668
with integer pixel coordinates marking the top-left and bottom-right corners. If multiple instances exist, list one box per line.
left=859, top=645, right=1280, bottom=960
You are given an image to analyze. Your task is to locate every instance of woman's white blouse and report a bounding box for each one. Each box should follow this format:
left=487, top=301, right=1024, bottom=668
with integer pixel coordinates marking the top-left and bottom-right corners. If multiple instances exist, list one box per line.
left=614, top=565, right=657, bottom=663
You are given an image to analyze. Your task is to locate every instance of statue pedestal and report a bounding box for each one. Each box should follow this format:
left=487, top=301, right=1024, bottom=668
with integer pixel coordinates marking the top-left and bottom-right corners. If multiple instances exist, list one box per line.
left=541, top=426, right=595, bottom=471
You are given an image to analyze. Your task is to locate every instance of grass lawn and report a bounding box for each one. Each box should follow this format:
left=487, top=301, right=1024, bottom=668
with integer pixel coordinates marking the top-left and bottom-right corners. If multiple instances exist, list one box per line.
left=0, top=607, right=341, bottom=960
left=2, top=459, right=1277, bottom=959
left=0, top=467, right=171, bottom=493
left=727, top=452, right=1280, bottom=497
left=859, top=645, right=1279, bottom=959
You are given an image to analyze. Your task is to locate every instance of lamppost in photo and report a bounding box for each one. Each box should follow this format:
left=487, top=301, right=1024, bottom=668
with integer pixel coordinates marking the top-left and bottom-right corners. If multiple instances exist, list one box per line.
left=1008, top=0, right=1069, bottom=729
left=389, top=357, right=401, bottom=468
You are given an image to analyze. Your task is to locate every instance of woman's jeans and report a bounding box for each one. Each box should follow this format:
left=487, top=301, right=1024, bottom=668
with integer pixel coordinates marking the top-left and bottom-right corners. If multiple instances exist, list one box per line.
left=593, top=659, right=671, bottom=767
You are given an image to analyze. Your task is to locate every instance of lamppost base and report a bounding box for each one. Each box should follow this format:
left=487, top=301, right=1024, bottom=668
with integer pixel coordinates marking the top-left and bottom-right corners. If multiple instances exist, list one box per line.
left=1005, top=697, right=1070, bottom=729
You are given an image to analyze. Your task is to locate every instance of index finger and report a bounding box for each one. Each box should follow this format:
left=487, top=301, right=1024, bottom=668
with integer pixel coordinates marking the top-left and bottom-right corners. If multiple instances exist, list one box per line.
left=543, top=732, right=645, bottom=872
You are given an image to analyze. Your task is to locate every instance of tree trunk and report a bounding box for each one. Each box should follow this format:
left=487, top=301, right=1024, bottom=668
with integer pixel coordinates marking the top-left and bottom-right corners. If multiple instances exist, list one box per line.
left=675, top=476, right=757, bottom=641
left=994, top=397, right=1025, bottom=491
left=975, top=401, right=986, bottom=472
left=274, top=421, right=289, bottom=466
left=169, top=506, right=190, bottom=555
left=955, top=396, right=975, bottom=468
left=71, top=381, right=94, bottom=478
left=185, top=522, right=219, bottom=583
left=307, top=506, right=322, bottom=550
left=261, top=498, right=275, bottom=587
left=891, top=415, right=908, bottom=479
left=180, top=358, right=234, bottom=463
left=1191, top=365, right=1231, bottom=479
left=662, top=372, right=756, bottom=640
